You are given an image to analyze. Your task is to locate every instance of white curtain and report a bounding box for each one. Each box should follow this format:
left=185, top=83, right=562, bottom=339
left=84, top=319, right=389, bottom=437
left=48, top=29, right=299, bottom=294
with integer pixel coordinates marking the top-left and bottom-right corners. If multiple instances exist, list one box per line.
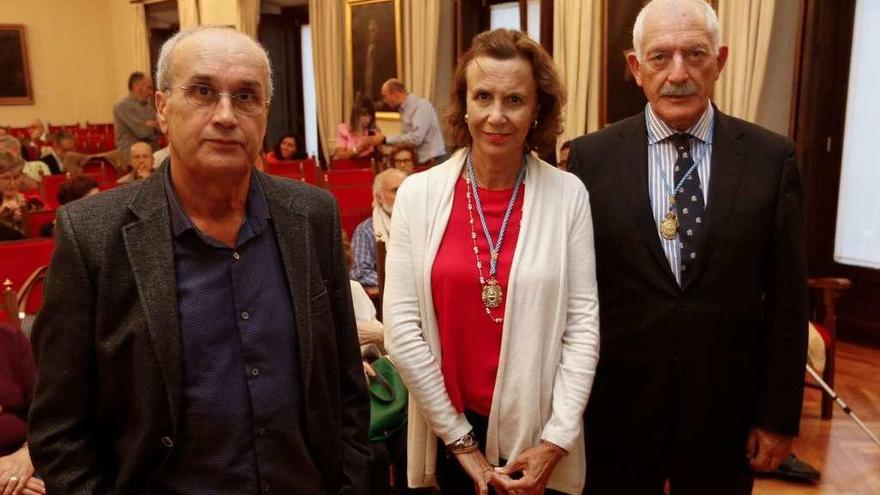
left=553, top=0, right=602, bottom=147
left=402, top=0, right=441, bottom=101
left=131, top=4, right=151, bottom=73
left=178, top=0, right=200, bottom=29
left=309, top=0, right=345, bottom=160
left=715, top=0, right=776, bottom=121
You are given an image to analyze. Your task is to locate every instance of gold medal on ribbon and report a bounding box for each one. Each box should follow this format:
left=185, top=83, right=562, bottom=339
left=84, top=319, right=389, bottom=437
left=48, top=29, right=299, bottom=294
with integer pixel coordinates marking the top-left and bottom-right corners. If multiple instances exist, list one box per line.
left=481, top=278, right=503, bottom=309
left=659, top=211, right=678, bottom=240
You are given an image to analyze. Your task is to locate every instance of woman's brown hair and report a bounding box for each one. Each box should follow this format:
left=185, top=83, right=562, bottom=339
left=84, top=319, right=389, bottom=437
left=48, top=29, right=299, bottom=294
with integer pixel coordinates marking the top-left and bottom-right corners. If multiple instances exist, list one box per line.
left=443, top=29, right=565, bottom=153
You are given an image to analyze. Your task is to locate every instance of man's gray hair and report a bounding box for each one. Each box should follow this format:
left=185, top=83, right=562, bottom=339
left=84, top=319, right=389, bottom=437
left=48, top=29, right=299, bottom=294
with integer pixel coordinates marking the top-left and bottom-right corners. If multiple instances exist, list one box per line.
left=155, top=25, right=274, bottom=103
left=632, top=0, right=721, bottom=62
left=373, top=168, right=407, bottom=198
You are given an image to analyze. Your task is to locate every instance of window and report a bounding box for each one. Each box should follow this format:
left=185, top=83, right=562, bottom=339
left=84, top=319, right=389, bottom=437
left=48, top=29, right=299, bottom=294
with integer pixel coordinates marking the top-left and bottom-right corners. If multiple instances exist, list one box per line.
left=488, top=0, right=541, bottom=43
left=300, top=24, right=318, bottom=158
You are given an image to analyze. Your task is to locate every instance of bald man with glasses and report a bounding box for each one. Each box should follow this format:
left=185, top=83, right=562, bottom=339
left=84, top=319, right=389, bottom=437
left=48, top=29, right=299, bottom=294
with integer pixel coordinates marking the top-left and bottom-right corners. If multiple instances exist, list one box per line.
left=28, top=26, right=370, bottom=495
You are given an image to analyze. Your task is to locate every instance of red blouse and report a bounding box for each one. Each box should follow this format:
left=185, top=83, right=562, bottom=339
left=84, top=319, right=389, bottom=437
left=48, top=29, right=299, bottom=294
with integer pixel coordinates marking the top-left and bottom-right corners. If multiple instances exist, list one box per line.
left=431, top=176, right=524, bottom=416
left=0, top=323, right=35, bottom=456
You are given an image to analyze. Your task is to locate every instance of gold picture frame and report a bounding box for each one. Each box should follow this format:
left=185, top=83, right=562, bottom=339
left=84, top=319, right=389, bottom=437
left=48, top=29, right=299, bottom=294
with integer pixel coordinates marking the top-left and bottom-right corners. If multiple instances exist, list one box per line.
left=345, top=0, right=403, bottom=121
left=0, top=25, right=34, bottom=105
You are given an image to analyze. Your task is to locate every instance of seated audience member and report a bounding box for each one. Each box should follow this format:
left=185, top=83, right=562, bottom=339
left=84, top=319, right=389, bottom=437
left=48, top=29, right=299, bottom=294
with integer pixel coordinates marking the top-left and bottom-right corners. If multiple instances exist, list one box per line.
left=390, top=147, right=416, bottom=174
left=0, top=323, right=46, bottom=495
left=57, top=175, right=100, bottom=206
left=342, top=230, right=409, bottom=495
left=265, top=133, right=305, bottom=163
left=557, top=140, right=571, bottom=170
left=0, top=152, right=45, bottom=237
left=116, top=142, right=155, bottom=185
left=334, top=98, right=382, bottom=160
left=0, top=136, right=40, bottom=190
left=350, top=168, right=407, bottom=288
left=40, top=132, right=88, bottom=175
left=41, top=175, right=101, bottom=237
left=24, top=119, right=51, bottom=159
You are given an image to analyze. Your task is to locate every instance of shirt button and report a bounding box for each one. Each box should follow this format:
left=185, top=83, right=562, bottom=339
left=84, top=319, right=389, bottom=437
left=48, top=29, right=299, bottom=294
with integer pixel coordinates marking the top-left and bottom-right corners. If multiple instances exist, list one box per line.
left=241, top=311, right=250, bottom=320
left=250, top=367, right=260, bottom=377
left=161, top=436, right=174, bottom=448
left=233, top=251, right=240, bottom=260
left=256, top=426, right=267, bottom=436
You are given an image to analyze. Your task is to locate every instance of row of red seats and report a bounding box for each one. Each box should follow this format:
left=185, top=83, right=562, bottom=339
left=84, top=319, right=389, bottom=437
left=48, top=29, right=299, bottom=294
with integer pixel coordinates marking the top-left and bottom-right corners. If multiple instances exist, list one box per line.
left=2, top=158, right=394, bottom=316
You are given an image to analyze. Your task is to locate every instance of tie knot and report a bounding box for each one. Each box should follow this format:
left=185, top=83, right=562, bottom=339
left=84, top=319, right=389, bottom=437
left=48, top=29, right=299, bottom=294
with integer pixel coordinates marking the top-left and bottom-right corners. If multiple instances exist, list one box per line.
left=671, top=133, right=691, bottom=152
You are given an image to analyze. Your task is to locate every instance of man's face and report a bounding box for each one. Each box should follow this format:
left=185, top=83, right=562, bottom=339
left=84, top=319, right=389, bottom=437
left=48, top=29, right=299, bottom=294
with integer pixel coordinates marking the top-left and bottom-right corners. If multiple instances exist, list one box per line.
left=28, top=120, right=45, bottom=140
left=627, top=6, right=727, bottom=130
left=56, top=138, right=75, bottom=158
left=130, top=143, right=154, bottom=177
left=156, top=31, right=269, bottom=179
left=378, top=173, right=406, bottom=214
left=392, top=149, right=414, bottom=173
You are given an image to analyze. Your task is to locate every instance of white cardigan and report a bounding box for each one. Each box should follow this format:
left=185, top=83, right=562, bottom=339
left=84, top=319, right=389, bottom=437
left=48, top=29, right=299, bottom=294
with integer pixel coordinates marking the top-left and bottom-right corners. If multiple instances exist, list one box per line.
left=383, top=148, right=600, bottom=494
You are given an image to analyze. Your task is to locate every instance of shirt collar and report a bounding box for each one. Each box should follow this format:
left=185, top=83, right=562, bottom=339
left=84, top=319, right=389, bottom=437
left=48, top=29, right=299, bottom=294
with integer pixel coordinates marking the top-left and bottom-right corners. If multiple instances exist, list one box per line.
left=163, top=162, right=271, bottom=240
left=645, top=101, right=714, bottom=145
left=400, top=94, right=415, bottom=112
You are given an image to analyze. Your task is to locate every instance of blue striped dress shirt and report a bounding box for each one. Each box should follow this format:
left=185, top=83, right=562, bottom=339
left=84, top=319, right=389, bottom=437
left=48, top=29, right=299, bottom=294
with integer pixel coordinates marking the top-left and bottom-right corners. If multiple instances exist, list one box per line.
left=645, top=103, right=715, bottom=284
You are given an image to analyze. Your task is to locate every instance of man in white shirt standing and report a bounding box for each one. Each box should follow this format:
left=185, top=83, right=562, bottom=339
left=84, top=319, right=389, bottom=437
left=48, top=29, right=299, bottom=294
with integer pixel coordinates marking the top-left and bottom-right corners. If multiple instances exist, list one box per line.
left=375, top=79, right=447, bottom=166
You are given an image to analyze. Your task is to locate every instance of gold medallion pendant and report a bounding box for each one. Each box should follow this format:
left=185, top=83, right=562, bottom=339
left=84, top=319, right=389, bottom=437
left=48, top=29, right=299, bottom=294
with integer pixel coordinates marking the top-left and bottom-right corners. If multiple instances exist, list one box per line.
left=481, top=278, right=503, bottom=309
left=659, top=211, right=679, bottom=240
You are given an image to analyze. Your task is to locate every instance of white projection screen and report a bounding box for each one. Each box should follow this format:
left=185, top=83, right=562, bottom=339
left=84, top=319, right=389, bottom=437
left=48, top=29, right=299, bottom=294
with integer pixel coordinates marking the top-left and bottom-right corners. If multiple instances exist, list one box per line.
left=834, top=0, right=880, bottom=269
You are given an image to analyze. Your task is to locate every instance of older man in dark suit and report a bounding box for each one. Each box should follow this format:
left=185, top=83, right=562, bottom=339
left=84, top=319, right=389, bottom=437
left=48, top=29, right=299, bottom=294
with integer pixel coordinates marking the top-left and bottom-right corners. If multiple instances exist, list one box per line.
left=28, top=26, right=369, bottom=495
left=569, top=1, right=808, bottom=494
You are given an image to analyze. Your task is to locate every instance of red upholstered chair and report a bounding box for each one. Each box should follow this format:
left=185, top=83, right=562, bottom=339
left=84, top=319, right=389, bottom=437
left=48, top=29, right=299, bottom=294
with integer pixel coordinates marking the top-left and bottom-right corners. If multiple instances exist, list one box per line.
left=329, top=158, right=373, bottom=170
left=24, top=209, right=56, bottom=238
left=805, top=277, right=851, bottom=419
left=322, top=168, right=374, bottom=187
left=266, top=158, right=319, bottom=185
left=0, top=238, right=55, bottom=329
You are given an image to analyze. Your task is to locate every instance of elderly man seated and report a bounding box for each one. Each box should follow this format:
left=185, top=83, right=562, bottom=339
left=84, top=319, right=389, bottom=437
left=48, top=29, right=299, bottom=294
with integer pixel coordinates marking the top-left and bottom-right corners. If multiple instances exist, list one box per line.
left=350, top=168, right=407, bottom=289
left=116, top=142, right=155, bottom=184
left=40, top=132, right=88, bottom=175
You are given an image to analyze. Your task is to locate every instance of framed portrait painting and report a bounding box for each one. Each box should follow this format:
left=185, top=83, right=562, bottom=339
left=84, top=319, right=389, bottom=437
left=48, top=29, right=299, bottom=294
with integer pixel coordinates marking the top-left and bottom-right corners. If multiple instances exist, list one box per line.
left=345, top=0, right=402, bottom=118
left=0, top=25, right=34, bottom=105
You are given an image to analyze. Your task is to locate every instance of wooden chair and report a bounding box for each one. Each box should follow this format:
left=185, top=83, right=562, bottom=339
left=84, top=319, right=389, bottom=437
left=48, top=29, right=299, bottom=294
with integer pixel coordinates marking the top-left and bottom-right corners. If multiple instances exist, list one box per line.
left=375, top=240, right=387, bottom=321
left=2, top=266, right=48, bottom=333
left=806, top=277, right=851, bottom=419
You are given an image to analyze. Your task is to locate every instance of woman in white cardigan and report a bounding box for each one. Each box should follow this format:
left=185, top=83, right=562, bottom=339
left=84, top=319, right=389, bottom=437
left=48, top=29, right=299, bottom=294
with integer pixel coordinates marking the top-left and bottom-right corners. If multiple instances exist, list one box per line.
left=383, top=29, right=599, bottom=495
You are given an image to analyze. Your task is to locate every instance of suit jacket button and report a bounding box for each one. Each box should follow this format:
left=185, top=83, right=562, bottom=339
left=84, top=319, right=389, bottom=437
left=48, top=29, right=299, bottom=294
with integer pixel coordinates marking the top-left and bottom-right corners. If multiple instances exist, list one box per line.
left=161, top=436, right=174, bottom=448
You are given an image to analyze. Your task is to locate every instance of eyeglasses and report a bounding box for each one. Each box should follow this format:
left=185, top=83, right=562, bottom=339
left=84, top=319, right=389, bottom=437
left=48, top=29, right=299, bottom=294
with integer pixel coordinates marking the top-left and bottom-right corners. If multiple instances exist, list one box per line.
left=170, top=84, right=267, bottom=116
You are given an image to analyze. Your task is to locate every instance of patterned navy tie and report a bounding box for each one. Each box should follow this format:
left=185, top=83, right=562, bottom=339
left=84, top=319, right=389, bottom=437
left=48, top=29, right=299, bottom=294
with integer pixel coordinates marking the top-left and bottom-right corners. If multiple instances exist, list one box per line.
left=671, top=133, right=705, bottom=277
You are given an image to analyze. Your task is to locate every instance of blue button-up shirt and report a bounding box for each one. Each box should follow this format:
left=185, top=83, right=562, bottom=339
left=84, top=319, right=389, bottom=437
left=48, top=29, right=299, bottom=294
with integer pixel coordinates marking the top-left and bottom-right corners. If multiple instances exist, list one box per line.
left=645, top=102, right=714, bottom=284
left=385, top=93, right=447, bottom=163
left=153, top=168, right=322, bottom=494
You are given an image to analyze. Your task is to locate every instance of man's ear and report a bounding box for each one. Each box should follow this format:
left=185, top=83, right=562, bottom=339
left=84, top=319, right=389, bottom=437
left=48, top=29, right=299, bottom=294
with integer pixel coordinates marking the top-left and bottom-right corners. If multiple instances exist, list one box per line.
left=155, top=90, right=169, bottom=135
left=715, top=45, right=729, bottom=79
left=626, top=51, right=644, bottom=87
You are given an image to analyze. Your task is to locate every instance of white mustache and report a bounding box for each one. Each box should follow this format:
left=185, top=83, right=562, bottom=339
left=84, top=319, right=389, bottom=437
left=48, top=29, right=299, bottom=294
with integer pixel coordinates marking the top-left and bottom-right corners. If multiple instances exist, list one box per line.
left=660, top=82, right=698, bottom=97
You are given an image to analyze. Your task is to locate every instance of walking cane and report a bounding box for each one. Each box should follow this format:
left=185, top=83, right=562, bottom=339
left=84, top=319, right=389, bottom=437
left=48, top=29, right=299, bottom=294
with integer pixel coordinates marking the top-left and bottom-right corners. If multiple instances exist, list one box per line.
left=806, top=364, right=880, bottom=448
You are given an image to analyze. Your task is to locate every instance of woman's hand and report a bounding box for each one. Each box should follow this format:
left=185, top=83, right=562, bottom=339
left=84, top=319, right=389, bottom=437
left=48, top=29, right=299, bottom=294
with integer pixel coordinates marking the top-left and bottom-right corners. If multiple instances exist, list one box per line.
left=453, top=449, right=498, bottom=495
left=0, top=445, right=46, bottom=495
left=489, top=441, right=566, bottom=495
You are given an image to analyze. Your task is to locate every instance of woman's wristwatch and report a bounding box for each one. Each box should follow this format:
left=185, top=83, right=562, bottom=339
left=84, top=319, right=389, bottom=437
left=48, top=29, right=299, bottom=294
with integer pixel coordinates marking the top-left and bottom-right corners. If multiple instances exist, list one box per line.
left=449, top=431, right=479, bottom=454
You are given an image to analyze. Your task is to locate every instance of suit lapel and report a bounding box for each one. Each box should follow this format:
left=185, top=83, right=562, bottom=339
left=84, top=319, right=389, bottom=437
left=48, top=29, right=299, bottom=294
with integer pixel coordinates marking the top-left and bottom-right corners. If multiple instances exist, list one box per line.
left=121, top=167, right=183, bottom=428
left=616, top=117, right=680, bottom=287
left=682, top=110, right=746, bottom=289
left=258, top=172, right=314, bottom=400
